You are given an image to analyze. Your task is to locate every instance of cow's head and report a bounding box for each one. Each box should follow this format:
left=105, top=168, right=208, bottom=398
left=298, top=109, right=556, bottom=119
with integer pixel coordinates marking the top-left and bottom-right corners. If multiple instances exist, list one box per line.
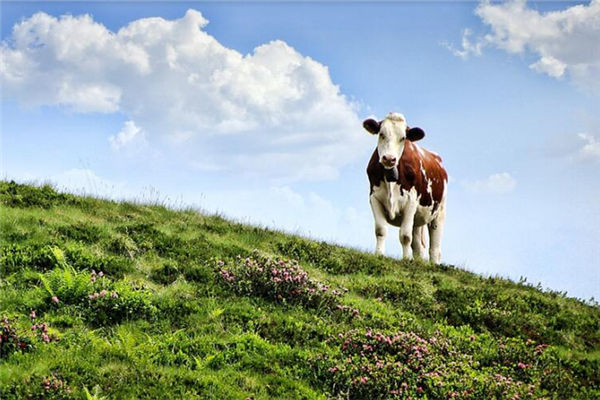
left=363, top=113, right=425, bottom=169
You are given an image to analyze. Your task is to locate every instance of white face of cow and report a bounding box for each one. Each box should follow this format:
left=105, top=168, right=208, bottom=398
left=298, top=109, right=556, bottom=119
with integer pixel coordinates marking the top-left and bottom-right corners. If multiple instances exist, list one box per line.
left=363, top=112, right=425, bottom=169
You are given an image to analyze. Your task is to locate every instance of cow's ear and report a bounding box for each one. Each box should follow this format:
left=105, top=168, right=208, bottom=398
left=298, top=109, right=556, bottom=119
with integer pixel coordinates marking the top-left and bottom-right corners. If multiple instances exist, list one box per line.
left=363, top=119, right=381, bottom=135
left=406, top=127, right=425, bottom=142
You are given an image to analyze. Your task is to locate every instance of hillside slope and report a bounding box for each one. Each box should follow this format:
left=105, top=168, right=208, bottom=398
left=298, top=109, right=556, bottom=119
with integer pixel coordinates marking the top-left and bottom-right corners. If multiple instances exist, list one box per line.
left=1, top=181, right=599, bottom=399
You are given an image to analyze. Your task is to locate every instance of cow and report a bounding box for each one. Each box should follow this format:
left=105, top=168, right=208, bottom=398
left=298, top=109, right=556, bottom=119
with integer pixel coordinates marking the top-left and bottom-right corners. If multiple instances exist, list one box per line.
left=363, top=112, right=448, bottom=263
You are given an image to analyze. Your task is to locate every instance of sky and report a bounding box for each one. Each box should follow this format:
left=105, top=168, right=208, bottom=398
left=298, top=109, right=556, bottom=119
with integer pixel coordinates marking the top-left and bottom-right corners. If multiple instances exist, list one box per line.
left=1, top=1, right=599, bottom=300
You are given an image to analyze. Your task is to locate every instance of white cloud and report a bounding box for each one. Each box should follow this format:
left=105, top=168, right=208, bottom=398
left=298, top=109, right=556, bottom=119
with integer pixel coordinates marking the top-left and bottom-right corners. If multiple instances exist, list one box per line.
left=462, top=172, right=517, bottom=194
left=543, top=131, right=600, bottom=164
left=529, top=56, right=567, bottom=78
left=445, top=28, right=485, bottom=59
left=109, top=120, right=147, bottom=150
left=0, top=10, right=367, bottom=181
left=576, top=133, right=600, bottom=162
left=451, top=0, right=600, bottom=93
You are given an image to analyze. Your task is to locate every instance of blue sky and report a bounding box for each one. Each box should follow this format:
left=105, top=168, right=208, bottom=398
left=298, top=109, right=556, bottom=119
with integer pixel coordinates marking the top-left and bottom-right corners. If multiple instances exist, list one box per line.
left=2, top=1, right=599, bottom=299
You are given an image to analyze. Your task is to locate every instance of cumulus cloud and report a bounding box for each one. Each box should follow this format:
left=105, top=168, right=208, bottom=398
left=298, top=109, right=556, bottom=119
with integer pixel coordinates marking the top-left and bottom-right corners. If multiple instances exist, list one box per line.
left=576, top=133, right=600, bottom=162
left=450, top=0, right=600, bottom=93
left=109, top=120, right=147, bottom=150
left=0, top=10, right=367, bottom=181
left=462, top=172, right=517, bottom=194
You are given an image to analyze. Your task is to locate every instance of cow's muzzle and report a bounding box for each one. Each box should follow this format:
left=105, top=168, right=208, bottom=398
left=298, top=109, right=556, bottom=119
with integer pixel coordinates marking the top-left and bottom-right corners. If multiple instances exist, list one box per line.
left=380, top=154, right=397, bottom=169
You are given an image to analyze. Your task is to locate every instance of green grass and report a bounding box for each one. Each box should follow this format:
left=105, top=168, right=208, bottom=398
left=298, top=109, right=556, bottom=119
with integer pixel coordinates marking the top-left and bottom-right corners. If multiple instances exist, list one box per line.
left=1, top=180, right=599, bottom=399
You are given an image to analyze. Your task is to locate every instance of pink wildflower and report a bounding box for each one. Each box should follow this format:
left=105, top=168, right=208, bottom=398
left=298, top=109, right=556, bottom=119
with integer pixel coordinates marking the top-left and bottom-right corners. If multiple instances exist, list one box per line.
left=51, top=296, right=59, bottom=304
left=29, top=310, right=36, bottom=319
left=517, top=362, right=530, bottom=369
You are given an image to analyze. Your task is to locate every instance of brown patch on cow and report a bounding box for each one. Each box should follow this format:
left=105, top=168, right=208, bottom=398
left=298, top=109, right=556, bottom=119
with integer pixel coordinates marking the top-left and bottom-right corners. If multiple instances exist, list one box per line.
left=366, top=142, right=447, bottom=211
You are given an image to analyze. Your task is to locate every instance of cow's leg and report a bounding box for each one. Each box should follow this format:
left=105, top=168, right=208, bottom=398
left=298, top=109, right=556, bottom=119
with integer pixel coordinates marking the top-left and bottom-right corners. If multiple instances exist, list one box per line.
left=399, top=197, right=418, bottom=259
left=428, top=205, right=446, bottom=264
left=411, top=225, right=426, bottom=260
left=369, top=196, right=388, bottom=255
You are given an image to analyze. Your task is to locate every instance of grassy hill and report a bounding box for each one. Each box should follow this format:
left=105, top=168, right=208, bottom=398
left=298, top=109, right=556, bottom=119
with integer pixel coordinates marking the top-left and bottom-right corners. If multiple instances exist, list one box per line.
left=1, top=180, right=599, bottom=399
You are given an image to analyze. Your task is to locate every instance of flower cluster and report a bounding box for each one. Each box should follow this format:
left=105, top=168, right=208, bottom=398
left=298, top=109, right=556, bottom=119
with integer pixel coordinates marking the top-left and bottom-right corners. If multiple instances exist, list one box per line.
left=30, top=322, right=56, bottom=343
left=41, top=374, right=71, bottom=395
left=336, top=304, right=360, bottom=316
left=315, top=329, right=546, bottom=399
left=317, top=329, right=438, bottom=399
left=90, top=269, right=104, bottom=283
left=29, top=310, right=59, bottom=344
left=1, top=314, right=58, bottom=358
left=217, top=252, right=353, bottom=314
left=1, top=316, right=32, bottom=357
left=88, top=289, right=118, bottom=300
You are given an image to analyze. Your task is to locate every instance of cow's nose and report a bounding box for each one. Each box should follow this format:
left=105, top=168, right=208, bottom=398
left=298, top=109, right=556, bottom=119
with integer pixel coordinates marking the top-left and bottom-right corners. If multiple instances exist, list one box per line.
left=382, top=155, right=397, bottom=165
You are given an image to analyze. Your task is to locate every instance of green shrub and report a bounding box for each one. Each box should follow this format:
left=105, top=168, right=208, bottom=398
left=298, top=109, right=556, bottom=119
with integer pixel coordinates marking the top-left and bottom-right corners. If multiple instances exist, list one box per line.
left=150, top=261, right=181, bottom=285
left=358, top=279, right=438, bottom=318
left=85, top=280, right=156, bottom=326
left=0, top=181, right=80, bottom=209
left=57, top=222, right=104, bottom=243
left=1, top=244, right=65, bottom=275
left=64, top=244, right=133, bottom=278
left=37, top=266, right=156, bottom=325
left=116, top=223, right=184, bottom=257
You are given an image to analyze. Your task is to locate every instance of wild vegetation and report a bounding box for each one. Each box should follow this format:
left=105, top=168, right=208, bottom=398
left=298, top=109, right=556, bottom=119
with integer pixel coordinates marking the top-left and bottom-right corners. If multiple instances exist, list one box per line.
left=1, top=180, right=599, bottom=399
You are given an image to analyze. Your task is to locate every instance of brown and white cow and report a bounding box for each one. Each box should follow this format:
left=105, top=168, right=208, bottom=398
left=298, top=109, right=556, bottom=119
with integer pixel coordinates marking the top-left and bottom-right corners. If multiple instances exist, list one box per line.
left=363, top=112, right=448, bottom=263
